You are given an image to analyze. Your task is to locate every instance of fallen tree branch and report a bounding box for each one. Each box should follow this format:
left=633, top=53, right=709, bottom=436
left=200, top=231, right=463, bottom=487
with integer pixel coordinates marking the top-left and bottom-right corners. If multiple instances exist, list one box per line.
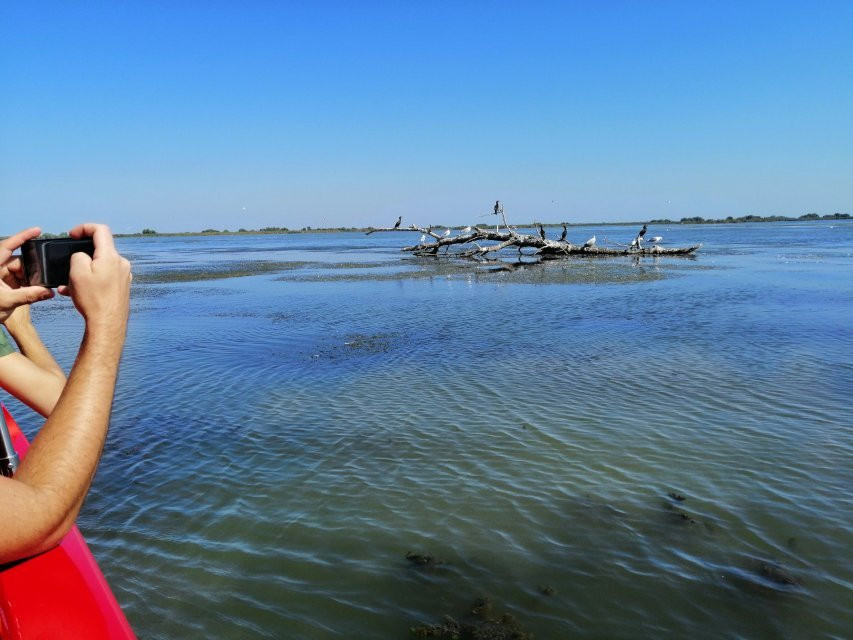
left=366, top=223, right=701, bottom=259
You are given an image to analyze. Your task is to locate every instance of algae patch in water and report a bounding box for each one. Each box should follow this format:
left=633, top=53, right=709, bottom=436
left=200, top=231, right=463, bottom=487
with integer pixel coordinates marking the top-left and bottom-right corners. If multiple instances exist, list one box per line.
left=308, top=332, right=403, bottom=361
left=405, top=551, right=446, bottom=569
left=322, top=260, right=400, bottom=270
left=134, top=260, right=312, bottom=283
left=411, top=598, right=534, bottom=639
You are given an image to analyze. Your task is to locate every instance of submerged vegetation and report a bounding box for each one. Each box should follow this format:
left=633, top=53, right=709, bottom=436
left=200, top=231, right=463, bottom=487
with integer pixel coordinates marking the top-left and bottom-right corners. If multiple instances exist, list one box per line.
left=133, top=260, right=310, bottom=283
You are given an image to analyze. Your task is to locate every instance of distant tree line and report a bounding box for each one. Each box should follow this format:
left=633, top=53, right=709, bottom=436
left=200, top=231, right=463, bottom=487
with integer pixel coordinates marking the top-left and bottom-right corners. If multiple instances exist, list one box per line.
left=651, top=213, right=850, bottom=224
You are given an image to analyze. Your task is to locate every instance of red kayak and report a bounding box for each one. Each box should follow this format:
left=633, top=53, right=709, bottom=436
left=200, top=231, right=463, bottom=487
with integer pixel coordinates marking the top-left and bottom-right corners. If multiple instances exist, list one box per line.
left=0, top=405, right=136, bottom=639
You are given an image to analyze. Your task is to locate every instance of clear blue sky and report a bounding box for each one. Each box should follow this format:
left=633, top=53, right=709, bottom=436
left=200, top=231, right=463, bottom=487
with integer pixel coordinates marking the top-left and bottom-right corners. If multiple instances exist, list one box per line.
left=1, top=1, right=851, bottom=234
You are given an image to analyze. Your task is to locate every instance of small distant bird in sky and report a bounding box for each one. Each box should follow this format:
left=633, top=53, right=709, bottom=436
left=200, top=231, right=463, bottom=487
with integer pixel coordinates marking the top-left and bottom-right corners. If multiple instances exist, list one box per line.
left=443, top=228, right=451, bottom=237
left=393, top=216, right=402, bottom=229
left=538, top=224, right=546, bottom=240
left=559, top=224, right=567, bottom=241
left=583, top=235, right=596, bottom=248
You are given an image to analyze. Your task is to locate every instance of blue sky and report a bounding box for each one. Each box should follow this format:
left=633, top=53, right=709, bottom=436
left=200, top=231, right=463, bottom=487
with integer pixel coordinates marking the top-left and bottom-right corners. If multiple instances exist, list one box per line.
left=1, top=1, right=851, bottom=233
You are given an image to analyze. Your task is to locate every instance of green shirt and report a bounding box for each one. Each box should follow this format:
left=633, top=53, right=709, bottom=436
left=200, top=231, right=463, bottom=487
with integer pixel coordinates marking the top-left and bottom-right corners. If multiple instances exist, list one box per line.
left=0, top=328, right=14, bottom=357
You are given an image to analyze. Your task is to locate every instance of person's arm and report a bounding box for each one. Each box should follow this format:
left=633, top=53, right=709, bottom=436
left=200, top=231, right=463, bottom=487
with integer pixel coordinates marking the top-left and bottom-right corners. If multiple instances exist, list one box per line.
left=5, top=304, right=65, bottom=380
left=0, top=229, right=66, bottom=416
left=0, top=223, right=131, bottom=563
left=0, top=305, right=67, bottom=417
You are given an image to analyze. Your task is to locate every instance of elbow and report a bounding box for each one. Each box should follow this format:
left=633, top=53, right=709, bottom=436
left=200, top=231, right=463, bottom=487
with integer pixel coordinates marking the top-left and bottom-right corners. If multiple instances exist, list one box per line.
left=1, top=487, right=80, bottom=563
left=0, top=518, right=73, bottom=565
left=31, top=510, right=77, bottom=556
left=27, top=527, right=71, bottom=558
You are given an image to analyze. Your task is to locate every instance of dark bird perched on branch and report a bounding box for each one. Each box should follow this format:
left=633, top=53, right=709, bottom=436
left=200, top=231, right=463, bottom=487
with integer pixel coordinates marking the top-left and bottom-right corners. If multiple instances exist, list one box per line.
left=631, top=223, right=648, bottom=250
left=538, top=224, right=546, bottom=240
left=393, top=216, right=402, bottom=229
left=559, top=224, right=567, bottom=241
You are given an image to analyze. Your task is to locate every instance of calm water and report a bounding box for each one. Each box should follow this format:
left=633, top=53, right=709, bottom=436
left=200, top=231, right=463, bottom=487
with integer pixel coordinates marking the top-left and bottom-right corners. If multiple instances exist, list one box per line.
left=8, top=221, right=852, bottom=638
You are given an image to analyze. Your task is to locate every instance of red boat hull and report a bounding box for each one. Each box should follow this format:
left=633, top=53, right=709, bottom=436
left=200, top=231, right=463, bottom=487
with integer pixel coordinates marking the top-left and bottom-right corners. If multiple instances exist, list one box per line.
left=0, top=406, right=136, bottom=639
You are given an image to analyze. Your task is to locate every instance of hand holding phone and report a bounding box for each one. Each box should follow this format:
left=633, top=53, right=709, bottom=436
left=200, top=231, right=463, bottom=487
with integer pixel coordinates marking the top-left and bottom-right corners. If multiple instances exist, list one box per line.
left=21, top=238, right=96, bottom=288
left=0, top=228, right=54, bottom=323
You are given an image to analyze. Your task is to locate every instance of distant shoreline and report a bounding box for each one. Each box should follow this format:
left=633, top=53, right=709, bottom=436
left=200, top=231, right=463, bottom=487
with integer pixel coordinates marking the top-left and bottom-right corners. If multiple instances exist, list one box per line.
left=10, top=213, right=849, bottom=240
left=115, top=213, right=849, bottom=238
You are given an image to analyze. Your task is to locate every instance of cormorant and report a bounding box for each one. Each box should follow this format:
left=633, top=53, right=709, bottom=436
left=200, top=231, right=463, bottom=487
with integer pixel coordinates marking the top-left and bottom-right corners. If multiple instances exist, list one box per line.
left=559, top=224, right=567, bottom=241
left=393, top=216, right=402, bottom=229
left=538, top=224, right=546, bottom=240
left=633, top=223, right=648, bottom=249
left=493, top=201, right=501, bottom=215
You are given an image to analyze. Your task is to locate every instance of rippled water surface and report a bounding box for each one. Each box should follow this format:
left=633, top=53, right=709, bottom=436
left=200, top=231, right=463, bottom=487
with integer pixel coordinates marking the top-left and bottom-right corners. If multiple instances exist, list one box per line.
left=9, top=222, right=853, bottom=638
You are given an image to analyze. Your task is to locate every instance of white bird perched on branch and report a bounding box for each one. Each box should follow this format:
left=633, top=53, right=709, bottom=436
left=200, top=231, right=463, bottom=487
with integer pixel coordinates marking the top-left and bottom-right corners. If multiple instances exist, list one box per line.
left=443, top=228, right=451, bottom=237
left=462, top=226, right=472, bottom=233
left=648, top=236, right=663, bottom=243
left=420, top=234, right=426, bottom=243
left=583, top=235, right=596, bottom=248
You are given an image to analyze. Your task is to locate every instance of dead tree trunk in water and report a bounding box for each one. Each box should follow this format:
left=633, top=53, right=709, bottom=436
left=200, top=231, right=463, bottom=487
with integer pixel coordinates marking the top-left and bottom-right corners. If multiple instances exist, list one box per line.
left=366, top=213, right=701, bottom=260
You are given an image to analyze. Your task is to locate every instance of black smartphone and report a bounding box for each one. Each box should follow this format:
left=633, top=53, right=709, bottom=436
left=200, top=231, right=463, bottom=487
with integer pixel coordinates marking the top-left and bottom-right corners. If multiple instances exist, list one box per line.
left=21, top=238, right=96, bottom=288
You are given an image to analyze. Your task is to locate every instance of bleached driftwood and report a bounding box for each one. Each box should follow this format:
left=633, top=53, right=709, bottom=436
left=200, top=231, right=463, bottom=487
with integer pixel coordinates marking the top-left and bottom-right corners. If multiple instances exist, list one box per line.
left=366, top=215, right=701, bottom=260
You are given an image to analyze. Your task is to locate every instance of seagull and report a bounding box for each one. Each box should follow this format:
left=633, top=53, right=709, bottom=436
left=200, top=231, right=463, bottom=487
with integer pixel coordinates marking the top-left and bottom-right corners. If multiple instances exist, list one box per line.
left=559, top=224, right=567, bottom=241
left=420, top=234, right=427, bottom=243
left=443, top=228, right=451, bottom=237
left=393, top=216, right=402, bottom=229
left=648, top=236, right=663, bottom=243
left=462, top=225, right=472, bottom=233
left=583, top=235, right=596, bottom=248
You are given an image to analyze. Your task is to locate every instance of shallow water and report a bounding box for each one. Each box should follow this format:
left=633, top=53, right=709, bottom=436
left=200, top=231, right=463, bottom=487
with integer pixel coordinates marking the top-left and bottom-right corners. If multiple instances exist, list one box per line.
left=7, top=221, right=852, bottom=638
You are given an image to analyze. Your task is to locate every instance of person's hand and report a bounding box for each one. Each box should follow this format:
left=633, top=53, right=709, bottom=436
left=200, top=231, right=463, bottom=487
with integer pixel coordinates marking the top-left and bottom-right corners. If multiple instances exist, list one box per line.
left=0, top=227, right=54, bottom=324
left=62, top=223, right=132, bottom=338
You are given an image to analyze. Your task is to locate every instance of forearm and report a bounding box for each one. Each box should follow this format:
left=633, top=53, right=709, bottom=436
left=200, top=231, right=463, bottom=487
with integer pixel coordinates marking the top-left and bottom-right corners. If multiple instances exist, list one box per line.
left=6, top=320, right=66, bottom=380
left=0, top=352, right=66, bottom=417
left=9, top=328, right=125, bottom=556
